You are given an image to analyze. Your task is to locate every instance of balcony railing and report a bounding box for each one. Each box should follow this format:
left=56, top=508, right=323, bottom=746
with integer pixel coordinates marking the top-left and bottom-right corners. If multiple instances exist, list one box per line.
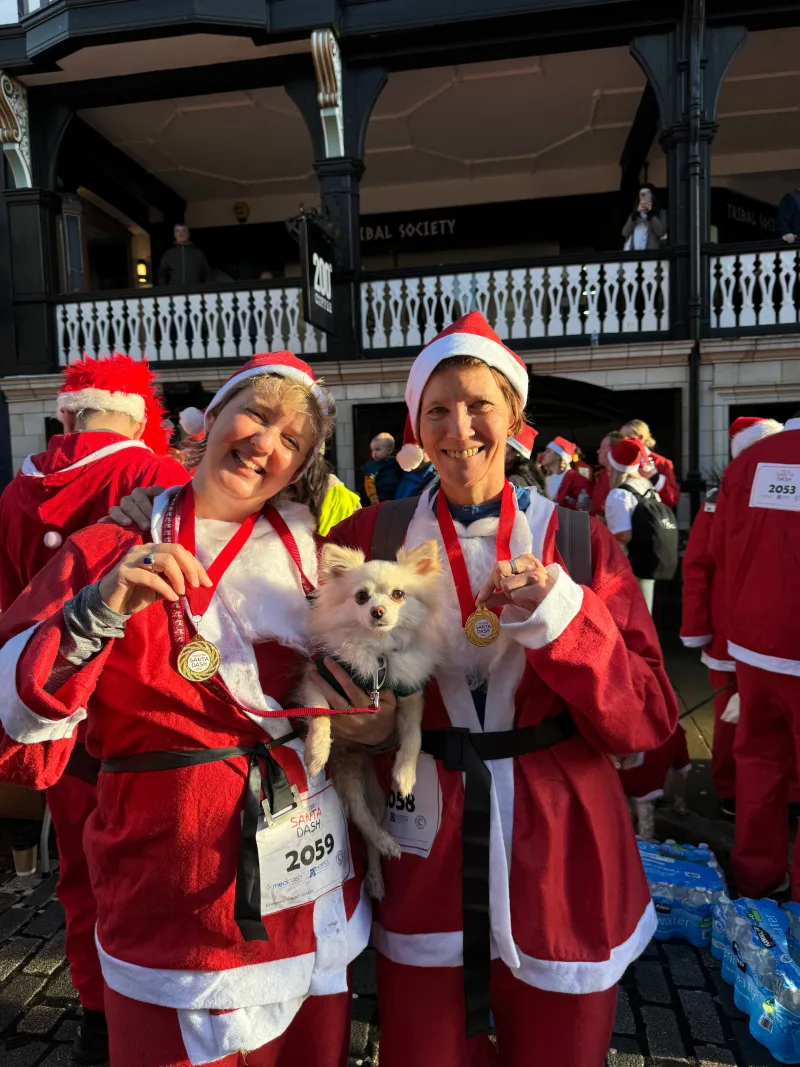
left=361, top=252, right=670, bottom=351
left=54, top=283, right=326, bottom=366
left=710, top=245, right=800, bottom=331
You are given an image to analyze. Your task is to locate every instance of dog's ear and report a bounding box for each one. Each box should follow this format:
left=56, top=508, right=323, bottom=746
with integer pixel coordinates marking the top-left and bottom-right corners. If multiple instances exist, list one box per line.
left=397, top=540, right=440, bottom=577
left=319, top=543, right=366, bottom=580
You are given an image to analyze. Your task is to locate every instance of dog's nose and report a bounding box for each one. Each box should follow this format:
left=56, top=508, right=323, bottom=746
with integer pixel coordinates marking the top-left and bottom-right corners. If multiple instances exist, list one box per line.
left=370, top=606, right=386, bottom=620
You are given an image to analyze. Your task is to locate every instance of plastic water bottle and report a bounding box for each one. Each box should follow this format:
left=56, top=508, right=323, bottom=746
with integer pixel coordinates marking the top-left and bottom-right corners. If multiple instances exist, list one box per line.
left=577, top=488, right=591, bottom=512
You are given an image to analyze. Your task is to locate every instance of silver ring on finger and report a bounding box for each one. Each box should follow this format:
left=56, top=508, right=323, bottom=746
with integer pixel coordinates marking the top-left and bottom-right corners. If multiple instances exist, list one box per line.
left=509, top=557, right=520, bottom=575
left=142, top=553, right=156, bottom=569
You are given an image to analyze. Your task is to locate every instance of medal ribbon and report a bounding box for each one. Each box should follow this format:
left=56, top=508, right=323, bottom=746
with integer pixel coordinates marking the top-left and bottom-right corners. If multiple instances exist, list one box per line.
left=436, top=480, right=516, bottom=626
left=162, top=485, right=375, bottom=716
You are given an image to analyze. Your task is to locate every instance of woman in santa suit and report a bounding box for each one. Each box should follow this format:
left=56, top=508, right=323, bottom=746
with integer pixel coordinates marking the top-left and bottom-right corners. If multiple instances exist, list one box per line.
left=327, top=312, right=678, bottom=1067
left=620, top=419, right=680, bottom=509
left=538, top=435, right=592, bottom=509
left=0, top=352, right=379, bottom=1067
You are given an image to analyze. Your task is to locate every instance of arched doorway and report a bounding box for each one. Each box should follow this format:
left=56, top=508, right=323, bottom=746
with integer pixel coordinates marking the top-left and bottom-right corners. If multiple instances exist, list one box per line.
left=527, top=374, right=682, bottom=471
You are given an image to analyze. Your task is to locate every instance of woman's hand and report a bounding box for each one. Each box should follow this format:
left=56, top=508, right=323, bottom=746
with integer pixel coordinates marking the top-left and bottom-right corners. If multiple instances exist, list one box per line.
left=102, top=486, right=162, bottom=531
left=475, top=554, right=555, bottom=614
left=98, top=543, right=212, bottom=616
left=315, top=658, right=398, bottom=746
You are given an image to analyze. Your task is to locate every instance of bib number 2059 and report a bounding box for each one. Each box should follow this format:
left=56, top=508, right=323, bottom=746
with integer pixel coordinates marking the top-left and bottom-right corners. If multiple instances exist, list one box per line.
left=286, top=833, right=336, bottom=872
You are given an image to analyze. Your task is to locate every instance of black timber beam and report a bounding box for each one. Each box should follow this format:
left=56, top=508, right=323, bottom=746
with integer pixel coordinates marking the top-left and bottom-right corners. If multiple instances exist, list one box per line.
left=58, top=116, right=186, bottom=223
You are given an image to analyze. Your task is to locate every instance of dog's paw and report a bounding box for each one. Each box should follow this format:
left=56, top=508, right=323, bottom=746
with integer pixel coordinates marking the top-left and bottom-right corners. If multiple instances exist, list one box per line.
left=365, top=865, right=386, bottom=901
left=304, top=753, right=328, bottom=779
left=392, top=770, right=418, bottom=800
left=376, top=830, right=402, bottom=861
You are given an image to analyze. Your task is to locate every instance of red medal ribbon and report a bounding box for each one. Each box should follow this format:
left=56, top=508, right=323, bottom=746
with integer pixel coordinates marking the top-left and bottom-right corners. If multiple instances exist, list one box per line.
left=263, top=504, right=316, bottom=597
left=436, top=480, right=516, bottom=626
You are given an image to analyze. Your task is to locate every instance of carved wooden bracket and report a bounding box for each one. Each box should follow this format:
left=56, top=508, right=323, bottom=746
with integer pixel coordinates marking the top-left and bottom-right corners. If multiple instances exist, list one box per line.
left=0, top=72, right=31, bottom=188
left=311, top=29, right=344, bottom=159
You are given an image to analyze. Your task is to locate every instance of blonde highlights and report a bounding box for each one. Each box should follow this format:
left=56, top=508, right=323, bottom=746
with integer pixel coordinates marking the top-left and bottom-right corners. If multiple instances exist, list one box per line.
left=621, top=419, right=655, bottom=450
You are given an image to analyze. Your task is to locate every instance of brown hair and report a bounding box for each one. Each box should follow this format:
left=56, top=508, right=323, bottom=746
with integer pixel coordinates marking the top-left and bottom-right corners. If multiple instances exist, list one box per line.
left=620, top=419, right=655, bottom=450
left=179, top=372, right=335, bottom=473
left=423, top=356, right=527, bottom=437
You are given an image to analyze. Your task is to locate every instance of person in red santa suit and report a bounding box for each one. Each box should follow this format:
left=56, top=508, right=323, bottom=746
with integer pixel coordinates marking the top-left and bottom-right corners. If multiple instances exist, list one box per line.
left=680, top=416, right=784, bottom=818
left=591, top=431, right=624, bottom=518
left=538, top=435, right=592, bottom=510
left=711, top=410, right=800, bottom=899
left=326, top=312, right=678, bottom=1067
left=620, top=419, right=680, bottom=510
left=503, top=424, right=545, bottom=495
left=0, top=352, right=377, bottom=1067
left=0, top=353, right=189, bottom=1065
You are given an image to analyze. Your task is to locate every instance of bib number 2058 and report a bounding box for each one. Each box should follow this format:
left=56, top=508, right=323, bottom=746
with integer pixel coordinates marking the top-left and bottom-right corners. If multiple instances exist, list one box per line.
left=387, top=790, right=416, bottom=813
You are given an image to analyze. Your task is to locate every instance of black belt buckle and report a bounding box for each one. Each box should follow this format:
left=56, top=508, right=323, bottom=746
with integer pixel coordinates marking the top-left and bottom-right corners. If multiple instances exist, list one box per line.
left=263, top=782, right=300, bottom=827
left=443, top=727, right=471, bottom=773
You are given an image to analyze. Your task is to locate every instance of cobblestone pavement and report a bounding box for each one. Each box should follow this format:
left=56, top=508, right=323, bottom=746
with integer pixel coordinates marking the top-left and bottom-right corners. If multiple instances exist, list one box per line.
left=0, top=855, right=785, bottom=1067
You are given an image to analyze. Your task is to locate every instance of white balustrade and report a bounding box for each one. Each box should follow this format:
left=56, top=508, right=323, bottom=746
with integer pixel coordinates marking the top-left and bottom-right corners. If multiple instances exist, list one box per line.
left=361, top=258, right=670, bottom=349
left=55, top=285, right=326, bottom=366
left=710, top=249, right=800, bottom=330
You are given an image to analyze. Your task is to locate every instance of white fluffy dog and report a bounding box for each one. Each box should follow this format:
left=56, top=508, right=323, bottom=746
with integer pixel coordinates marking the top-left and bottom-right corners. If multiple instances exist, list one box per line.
left=298, top=540, right=443, bottom=897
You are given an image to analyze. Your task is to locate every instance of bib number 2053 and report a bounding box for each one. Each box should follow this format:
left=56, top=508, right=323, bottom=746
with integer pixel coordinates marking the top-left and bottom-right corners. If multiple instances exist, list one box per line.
left=750, top=463, right=800, bottom=513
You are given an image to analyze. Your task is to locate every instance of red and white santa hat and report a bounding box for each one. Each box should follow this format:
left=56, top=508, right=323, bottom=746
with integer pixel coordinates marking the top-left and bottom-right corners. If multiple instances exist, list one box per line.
left=397, top=312, right=529, bottom=472
left=56, top=354, right=171, bottom=454
left=546, top=436, right=577, bottom=463
left=507, top=424, right=538, bottom=460
left=609, top=436, right=649, bottom=475
left=729, top=416, right=784, bottom=459
left=187, top=351, right=331, bottom=436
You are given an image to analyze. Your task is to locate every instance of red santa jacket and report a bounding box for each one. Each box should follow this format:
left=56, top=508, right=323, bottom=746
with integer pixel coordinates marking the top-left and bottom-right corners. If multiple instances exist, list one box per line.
left=711, top=420, right=800, bottom=674
left=0, top=432, right=189, bottom=610
left=547, top=466, right=592, bottom=510
left=328, top=488, right=677, bottom=994
left=679, top=487, right=734, bottom=672
left=591, top=467, right=611, bottom=517
left=0, top=493, right=368, bottom=1025
left=646, top=450, right=680, bottom=510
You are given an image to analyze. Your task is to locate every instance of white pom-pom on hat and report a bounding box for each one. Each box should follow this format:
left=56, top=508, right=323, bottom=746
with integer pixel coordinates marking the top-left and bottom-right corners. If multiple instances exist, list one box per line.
left=43, top=531, right=62, bottom=549
left=179, top=407, right=206, bottom=436
left=397, top=415, right=425, bottom=471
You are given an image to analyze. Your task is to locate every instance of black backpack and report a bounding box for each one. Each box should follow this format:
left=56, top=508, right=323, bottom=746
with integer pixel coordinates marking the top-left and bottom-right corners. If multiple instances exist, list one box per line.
left=618, top=482, right=678, bottom=581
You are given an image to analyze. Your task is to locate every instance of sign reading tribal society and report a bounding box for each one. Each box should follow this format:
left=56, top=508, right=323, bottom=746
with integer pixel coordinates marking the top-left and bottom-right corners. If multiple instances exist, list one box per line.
left=299, top=216, right=336, bottom=334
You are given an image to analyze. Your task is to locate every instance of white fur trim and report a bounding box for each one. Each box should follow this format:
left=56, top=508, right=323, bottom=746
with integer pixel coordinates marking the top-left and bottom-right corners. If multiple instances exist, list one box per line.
left=374, top=901, right=657, bottom=993
left=720, top=692, right=740, bottom=724
left=20, top=440, right=150, bottom=478
left=785, top=418, right=800, bottom=432
left=700, top=651, right=736, bottom=672
left=545, top=471, right=565, bottom=500
left=500, top=565, right=584, bottom=650
left=396, top=442, right=424, bottom=472
left=205, top=364, right=330, bottom=423
left=727, top=641, right=800, bottom=677
left=653, top=473, right=667, bottom=493
left=0, top=626, right=88, bottom=743
left=178, top=998, right=304, bottom=1066
left=731, top=419, right=784, bottom=459
left=681, top=635, right=713, bottom=649
left=617, top=753, right=645, bottom=771
left=56, top=388, right=145, bottom=423
left=405, top=334, right=528, bottom=427
left=547, top=440, right=573, bottom=462
left=179, top=407, right=206, bottom=435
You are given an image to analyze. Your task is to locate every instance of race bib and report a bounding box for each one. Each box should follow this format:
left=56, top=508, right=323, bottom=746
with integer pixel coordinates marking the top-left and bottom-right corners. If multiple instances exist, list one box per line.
left=704, top=502, right=716, bottom=513
left=383, top=753, right=441, bottom=857
left=257, top=780, right=351, bottom=915
left=749, top=464, right=800, bottom=512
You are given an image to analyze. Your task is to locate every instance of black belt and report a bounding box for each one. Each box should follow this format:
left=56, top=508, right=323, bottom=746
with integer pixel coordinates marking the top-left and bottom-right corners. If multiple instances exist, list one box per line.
left=421, top=711, right=577, bottom=1038
left=64, top=742, right=101, bottom=787
left=101, top=733, right=298, bottom=943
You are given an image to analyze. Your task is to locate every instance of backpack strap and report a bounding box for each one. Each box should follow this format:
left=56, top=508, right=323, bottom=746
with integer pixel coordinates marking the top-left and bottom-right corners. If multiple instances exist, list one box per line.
left=369, top=496, right=421, bottom=561
left=554, top=506, right=593, bottom=587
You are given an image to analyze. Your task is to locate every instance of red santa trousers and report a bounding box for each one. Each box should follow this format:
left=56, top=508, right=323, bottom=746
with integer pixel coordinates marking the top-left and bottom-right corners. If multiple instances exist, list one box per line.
left=709, top=668, right=737, bottom=800
left=46, top=771, right=104, bottom=1011
left=376, top=955, right=617, bottom=1067
left=732, top=662, right=800, bottom=898
left=104, top=985, right=351, bottom=1067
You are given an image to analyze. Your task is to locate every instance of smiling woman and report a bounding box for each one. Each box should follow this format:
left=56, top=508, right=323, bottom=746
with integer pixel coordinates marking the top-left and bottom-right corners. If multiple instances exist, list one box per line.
left=0, top=351, right=384, bottom=1067
left=326, top=311, right=678, bottom=1067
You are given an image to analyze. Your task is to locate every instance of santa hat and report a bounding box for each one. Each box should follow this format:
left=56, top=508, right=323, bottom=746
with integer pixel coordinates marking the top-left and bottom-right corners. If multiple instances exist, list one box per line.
left=399, top=312, right=529, bottom=471
left=729, top=416, right=784, bottom=459
left=56, top=354, right=170, bottom=454
left=204, top=351, right=330, bottom=429
left=609, top=437, right=649, bottom=475
left=507, top=425, right=538, bottom=460
left=546, top=436, right=577, bottom=463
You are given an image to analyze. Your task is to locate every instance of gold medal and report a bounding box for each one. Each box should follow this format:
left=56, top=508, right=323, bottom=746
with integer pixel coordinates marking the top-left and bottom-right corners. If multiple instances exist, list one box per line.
left=177, top=637, right=221, bottom=682
left=464, top=606, right=500, bottom=647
